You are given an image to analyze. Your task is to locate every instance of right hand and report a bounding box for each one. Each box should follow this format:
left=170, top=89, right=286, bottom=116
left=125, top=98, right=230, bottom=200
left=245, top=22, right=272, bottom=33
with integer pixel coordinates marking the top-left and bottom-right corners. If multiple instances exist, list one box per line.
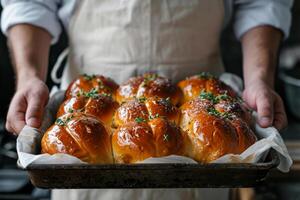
left=6, top=77, right=49, bottom=135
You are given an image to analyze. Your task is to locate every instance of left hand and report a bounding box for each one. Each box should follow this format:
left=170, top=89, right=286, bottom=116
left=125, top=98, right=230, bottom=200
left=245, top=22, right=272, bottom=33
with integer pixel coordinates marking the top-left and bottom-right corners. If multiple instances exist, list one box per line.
left=243, top=79, right=288, bottom=130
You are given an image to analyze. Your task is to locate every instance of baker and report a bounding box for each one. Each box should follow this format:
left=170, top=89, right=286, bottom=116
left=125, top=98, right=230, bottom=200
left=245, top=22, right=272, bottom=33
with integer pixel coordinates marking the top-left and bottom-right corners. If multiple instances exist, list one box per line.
left=1, top=0, right=292, bottom=199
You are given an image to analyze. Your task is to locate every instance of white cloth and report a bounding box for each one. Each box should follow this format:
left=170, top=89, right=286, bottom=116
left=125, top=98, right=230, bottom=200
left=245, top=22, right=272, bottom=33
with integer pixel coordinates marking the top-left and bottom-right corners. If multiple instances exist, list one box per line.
left=1, top=0, right=293, bottom=44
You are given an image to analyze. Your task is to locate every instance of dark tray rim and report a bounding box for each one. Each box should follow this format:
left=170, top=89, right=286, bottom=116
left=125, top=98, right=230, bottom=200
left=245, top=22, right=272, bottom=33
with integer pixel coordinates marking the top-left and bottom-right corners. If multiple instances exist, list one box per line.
left=25, top=149, right=280, bottom=171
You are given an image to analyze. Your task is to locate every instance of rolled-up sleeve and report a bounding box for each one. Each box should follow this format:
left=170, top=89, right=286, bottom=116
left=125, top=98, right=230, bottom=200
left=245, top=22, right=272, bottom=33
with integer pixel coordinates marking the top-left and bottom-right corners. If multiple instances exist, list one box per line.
left=1, top=0, right=62, bottom=44
left=233, top=0, right=293, bottom=40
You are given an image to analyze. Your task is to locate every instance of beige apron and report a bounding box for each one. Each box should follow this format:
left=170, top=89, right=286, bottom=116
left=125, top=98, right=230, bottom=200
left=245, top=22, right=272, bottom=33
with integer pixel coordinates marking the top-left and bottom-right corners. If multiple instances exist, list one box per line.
left=53, top=0, right=228, bottom=199
left=60, top=0, right=225, bottom=89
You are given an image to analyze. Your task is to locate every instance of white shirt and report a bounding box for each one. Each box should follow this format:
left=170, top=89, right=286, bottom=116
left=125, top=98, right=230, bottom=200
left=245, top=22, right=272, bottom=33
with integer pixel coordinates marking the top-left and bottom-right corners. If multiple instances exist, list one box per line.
left=0, top=0, right=293, bottom=44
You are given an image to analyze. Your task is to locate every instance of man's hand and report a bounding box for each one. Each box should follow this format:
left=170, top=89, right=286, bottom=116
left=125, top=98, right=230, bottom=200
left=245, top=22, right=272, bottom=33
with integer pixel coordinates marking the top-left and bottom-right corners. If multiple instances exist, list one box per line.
left=5, top=24, right=51, bottom=135
left=6, top=78, right=49, bottom=134
left=243, top=79, right=287, bottom=130
left=241, top=25, right=287, bottom=130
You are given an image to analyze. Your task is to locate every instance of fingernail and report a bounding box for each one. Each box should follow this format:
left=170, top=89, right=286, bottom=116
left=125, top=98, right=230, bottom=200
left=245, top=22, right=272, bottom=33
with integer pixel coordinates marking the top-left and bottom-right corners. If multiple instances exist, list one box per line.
left=27, top=118, right=41, bottom=128
left=259, top=117, right=271, bottom=126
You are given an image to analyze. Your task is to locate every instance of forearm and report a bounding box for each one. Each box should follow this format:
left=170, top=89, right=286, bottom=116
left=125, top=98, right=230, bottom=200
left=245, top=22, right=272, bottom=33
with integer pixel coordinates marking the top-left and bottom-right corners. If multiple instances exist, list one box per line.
left=241, top=25, right=283, bottom=89
left=7, top=24, right=51, bottom=89
left=241, top=25, right=287, bottom=129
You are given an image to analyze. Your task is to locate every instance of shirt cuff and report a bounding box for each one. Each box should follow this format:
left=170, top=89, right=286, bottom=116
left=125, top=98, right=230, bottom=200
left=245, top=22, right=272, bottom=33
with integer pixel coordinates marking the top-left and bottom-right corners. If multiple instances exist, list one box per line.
left=234, top=2, right=292, bottom=40
left=1, top=1, right=62, bottom=44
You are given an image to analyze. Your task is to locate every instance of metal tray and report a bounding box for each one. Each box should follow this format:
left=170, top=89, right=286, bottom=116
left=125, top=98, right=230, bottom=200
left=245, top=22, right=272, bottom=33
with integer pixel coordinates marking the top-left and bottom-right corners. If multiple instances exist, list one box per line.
left=25, top=149, right=279, bottom=189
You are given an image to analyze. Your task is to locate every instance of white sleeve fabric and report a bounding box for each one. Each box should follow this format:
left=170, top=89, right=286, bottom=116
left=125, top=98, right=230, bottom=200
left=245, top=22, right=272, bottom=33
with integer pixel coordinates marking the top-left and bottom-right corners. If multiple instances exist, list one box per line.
left=233, top=0, right=293, bottom=40
left=1, top=0, right=62, bottom=44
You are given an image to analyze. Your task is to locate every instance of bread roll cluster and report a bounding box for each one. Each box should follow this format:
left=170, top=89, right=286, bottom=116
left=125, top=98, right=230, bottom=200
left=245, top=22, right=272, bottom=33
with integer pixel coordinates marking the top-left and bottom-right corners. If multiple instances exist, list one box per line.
left=41, top=73, right=257, bottom=164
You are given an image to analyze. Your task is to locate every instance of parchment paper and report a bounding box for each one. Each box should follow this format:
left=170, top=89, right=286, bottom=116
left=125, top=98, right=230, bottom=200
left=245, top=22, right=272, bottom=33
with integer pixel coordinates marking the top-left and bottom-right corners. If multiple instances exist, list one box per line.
left=17, top=73, right=293, bottom=172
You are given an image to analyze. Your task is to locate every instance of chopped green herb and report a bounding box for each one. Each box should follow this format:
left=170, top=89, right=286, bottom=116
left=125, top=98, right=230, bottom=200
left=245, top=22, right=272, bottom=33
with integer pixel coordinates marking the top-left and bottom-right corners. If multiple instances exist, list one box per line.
left=97, top=79, right=104, bottom=86
left=76, top=89, right=85, bottom=97
left=199, top=90, right=217, bottom=104
left=83, top=74, right=96, bottom=81
left=220, top=112, right=233, bottom=119
left=149, top=113, right=160, bottom=120
left=207, top=107, right=220, bottom=117
left=140, top=79, right=149, bottom=87
left=138, top=96, right=147, bottom=103
left=55, top=115, right=74, bottom=126
left=215, top=92, right=231, bottom=102
left=144, top=73, right=158, bottom=81
left=84, top=88, right=99, bottom=98
left=206, top=107, right=232, bottom=119
left=135, top=117, right=147, bottom=123
left=141, top=73, right=158, bottom=87
left=67, top=108, right=74, bottom=113
left=197, top=72, right=215, bottom=79
left=55, top=118, right=65, bottom=126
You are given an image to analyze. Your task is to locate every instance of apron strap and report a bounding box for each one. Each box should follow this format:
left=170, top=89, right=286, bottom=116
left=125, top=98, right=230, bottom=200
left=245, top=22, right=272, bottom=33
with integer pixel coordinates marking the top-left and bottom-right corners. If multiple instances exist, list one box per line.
left=51, top=48, right=69, bottom=84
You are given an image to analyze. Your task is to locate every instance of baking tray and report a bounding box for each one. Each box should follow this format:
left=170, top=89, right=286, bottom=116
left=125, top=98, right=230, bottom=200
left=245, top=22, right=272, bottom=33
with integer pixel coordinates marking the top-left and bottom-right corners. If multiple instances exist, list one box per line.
left=25, top=149, right=279, bottom=189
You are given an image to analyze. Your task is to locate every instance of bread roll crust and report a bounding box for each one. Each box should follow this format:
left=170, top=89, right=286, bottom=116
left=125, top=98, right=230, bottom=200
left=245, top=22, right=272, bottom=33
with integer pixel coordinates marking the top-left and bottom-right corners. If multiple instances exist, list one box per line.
left=57, top=94, right=119, bottom=127
left=148, top=118, right=183, bottom=157
left=65, top=74, right=119, bottom=99
left=180, top=99, right=240, bottom=162
left=41, top=113, right=113, bottom=164
left=114, top=97, right=180, bottom=127
left=116, top=73, right=182, bottom=105
left=112, top=122, right=156, bottom=163
left=112, top=118, right=184, bottom=163
left=177, top=73, right=236, bottom=104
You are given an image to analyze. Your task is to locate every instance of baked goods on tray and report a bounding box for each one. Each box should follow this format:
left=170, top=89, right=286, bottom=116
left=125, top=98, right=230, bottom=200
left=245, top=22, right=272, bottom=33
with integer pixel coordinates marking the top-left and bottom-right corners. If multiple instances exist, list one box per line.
left=41, top=72, right=257, bottom=164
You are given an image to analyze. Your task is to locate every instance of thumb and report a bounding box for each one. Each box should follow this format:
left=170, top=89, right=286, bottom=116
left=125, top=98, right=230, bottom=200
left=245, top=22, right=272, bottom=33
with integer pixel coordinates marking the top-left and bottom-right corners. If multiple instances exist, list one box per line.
left=25, top=93, right=48, bottom=128
left=256, top=93, right=274, bottom=128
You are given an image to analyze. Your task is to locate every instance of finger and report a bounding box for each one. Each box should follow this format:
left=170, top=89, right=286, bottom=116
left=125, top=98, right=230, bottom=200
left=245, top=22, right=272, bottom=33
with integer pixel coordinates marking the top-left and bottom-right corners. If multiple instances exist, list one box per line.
left=6, top=94, right=27, bottom=134
left=273, top=95, right=288, bottom=130
left=256, top=92, right=274, bottom=128
left=25, top=94, right=47, bottom=128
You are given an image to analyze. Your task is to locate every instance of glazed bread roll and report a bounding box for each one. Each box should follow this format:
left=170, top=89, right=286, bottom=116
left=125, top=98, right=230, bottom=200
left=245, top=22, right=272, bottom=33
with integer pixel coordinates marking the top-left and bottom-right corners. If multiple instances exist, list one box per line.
left=177, top=73, right=236, bottom=104
left=65, top=74, right=119, bottom=100
left=112, top=117, right=184, bottom=163
left=57, top=91, right=119, bottom=128
left=180, top=92, right=257, bottom=162
left=41, top=113, right=113, bottom=164
left=116, top=73, right=182, bottom=105
left=113, top=96, right=180, bottom=127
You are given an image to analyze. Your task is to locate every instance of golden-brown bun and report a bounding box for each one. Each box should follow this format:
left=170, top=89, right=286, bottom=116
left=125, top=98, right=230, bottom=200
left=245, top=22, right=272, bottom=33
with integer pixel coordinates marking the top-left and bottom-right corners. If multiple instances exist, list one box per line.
left=177, top=73, right=236, bottom=104
left=41, top=113, right=113, bottom=164
left=148, top=118, right=183, bottom=157
left=180, top=98, right=256, bottom=163
left=116, top=73, right=182, bottom=105
left=65, top=74, right=119, bottom=100
left=112, top=118, right=184, bottom=163
left=229, top=118, right=257, bottom=153
left=113, top=99, right=149, bottom=127
left=112, top=121, right=156, bottom=163
left=113, top=97, right=180, bottom=127
left=57, top=94, right=119, bottom=127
